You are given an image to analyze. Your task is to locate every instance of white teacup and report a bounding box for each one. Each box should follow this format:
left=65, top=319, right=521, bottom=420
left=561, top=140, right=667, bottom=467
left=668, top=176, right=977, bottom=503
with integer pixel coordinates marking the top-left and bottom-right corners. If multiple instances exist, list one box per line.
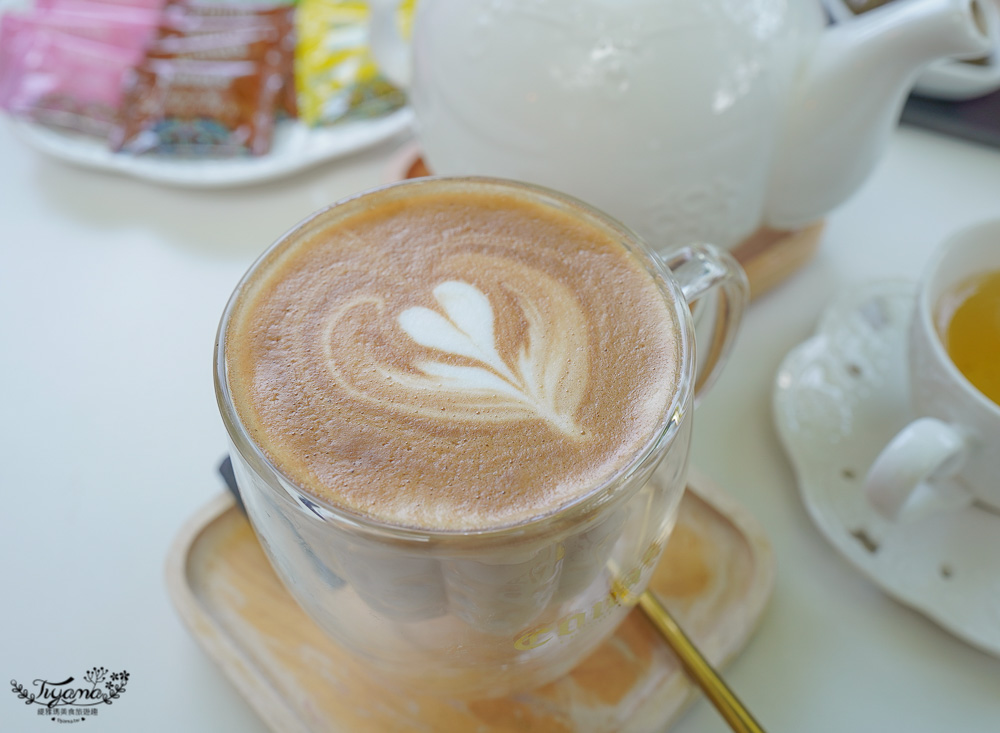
left=865, top=219, right=1000, bottom=520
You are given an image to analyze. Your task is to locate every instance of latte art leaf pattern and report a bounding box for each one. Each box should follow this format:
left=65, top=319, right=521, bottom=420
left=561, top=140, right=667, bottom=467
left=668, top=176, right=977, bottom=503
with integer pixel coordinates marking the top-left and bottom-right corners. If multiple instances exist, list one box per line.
left=324, top=272, right=589, bottom=435
left=398, top=281, right=516, bottom=383
left=398, top=280, right=580, bottom=433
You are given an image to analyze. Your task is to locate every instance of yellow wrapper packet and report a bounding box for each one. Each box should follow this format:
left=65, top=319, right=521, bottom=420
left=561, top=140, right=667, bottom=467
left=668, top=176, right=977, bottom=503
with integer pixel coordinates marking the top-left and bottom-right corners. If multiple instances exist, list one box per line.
left=295, top=0, right=414, bottom=126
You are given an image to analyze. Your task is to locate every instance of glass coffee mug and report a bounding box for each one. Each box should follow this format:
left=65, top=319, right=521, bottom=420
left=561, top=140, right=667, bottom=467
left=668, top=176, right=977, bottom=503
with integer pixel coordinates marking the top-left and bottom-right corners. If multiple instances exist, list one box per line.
left=214, top=178, right=748, bottom=699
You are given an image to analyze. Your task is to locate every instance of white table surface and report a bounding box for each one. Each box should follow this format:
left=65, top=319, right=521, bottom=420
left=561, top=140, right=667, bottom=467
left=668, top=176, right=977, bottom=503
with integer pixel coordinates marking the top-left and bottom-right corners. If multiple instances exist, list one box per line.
left=1, top=118, right=999, bottom=733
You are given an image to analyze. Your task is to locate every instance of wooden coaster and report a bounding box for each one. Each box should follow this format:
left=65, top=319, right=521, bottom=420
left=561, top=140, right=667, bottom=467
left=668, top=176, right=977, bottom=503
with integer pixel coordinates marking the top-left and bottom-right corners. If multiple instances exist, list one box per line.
left=166, top=469, right=774, bottom=733
left=390, top=148, right=823, bottom=300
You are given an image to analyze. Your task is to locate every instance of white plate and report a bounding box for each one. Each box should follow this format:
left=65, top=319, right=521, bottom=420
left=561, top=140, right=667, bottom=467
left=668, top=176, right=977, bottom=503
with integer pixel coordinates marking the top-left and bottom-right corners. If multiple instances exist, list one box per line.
left=773, top=281, right=1000, bottom=658
left=7, top=108, right=413, bottom=187
left=823, top=0, right=1000, bottom=101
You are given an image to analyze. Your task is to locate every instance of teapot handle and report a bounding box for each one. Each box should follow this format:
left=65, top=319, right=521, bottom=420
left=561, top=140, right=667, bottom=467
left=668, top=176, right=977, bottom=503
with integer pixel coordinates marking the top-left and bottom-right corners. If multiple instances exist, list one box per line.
left=660, top=244, right=749, bottom=404
left=369, top=0, right=412, bottom=90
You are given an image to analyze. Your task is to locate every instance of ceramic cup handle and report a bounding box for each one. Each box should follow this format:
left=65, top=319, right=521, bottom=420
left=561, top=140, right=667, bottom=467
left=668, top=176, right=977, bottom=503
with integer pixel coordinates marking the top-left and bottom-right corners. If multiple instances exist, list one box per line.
left=369, top=0, right=412, bottom=89
left=864, top=417, right=973, bottom=519
left=661, top=244, right=749, bottom=403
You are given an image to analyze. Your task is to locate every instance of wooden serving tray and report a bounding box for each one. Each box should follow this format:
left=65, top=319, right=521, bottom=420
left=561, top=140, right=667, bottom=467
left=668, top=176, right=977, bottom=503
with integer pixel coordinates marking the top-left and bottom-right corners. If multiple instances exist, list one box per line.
left=166, top=469, right=774, bottom=733
left=385, top=145, right=823, bottom=300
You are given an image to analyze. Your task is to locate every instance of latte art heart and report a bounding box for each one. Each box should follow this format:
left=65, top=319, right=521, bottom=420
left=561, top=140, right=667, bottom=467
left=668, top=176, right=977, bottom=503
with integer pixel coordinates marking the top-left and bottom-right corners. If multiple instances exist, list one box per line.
left=324, top=277, right=588, bottom=436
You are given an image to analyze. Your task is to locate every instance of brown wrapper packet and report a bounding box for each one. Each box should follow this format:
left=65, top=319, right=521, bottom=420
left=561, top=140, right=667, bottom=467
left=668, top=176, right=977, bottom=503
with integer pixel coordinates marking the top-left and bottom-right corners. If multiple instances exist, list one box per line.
left=162, top=0, right=292, bottom=21
left=149, top=23, right=295, bottom=118
left=150, top=23, right=281, bottom=56
left=158, top=1, right=296, bottom=117
left=110, top=57, right=283, bottom=156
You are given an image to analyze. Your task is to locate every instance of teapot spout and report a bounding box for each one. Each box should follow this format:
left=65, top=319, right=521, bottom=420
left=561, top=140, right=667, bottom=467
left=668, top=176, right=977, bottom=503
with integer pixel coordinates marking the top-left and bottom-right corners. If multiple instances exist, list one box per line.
left=765, top=0, right=994, bottom=231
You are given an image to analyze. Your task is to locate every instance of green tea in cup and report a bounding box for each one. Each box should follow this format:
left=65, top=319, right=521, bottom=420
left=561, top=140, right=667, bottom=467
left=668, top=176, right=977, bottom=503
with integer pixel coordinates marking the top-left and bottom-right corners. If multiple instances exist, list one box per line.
left=936, top=269, right=1000, bottom=406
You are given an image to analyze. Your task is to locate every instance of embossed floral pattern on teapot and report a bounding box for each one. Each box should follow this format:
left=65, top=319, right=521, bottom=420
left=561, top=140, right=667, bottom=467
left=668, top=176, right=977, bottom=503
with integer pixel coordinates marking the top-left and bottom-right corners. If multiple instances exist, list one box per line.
left=371, top=0, right=994, bottom=252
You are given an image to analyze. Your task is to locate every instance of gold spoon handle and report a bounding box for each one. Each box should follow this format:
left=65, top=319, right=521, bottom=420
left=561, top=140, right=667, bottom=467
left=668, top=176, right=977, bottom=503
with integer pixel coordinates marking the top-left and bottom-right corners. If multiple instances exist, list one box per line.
left=638, top=590, right=767, bottom=733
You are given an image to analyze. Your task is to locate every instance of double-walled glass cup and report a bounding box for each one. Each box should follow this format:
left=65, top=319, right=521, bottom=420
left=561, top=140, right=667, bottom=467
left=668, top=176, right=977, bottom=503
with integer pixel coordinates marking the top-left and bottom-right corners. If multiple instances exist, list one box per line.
left=215, top=178, right=747, bottom=699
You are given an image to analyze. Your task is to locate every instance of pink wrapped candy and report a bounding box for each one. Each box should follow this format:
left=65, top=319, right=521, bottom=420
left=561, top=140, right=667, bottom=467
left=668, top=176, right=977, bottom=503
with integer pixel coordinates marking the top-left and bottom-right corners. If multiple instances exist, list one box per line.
left=0, top=15, right=140, bottom=137
left=2, top=7, right=157, bottom=51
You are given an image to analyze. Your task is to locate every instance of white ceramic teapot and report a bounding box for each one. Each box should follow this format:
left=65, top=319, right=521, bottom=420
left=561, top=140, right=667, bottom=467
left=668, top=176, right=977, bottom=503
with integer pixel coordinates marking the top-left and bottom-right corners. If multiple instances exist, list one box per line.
left=370, top=0, right=994, bottom=252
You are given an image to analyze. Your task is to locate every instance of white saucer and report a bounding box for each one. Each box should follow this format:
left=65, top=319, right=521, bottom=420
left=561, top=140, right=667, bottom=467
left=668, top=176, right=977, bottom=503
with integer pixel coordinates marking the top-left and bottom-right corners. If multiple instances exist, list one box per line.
left=7, top=108, right=413, bottom=188
left=773, top=280, right=1000, bottom=658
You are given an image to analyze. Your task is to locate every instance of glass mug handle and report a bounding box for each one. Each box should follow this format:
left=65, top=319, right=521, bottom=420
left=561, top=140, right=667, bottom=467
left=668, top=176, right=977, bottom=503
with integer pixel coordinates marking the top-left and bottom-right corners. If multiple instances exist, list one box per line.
left=660, top=244, right=749, bottom=402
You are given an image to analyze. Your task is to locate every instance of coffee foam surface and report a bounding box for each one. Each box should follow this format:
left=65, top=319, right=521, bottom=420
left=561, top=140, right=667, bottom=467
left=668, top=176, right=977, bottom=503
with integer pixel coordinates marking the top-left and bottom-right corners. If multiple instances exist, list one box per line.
left=226, top=185, right=681, bottom=530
